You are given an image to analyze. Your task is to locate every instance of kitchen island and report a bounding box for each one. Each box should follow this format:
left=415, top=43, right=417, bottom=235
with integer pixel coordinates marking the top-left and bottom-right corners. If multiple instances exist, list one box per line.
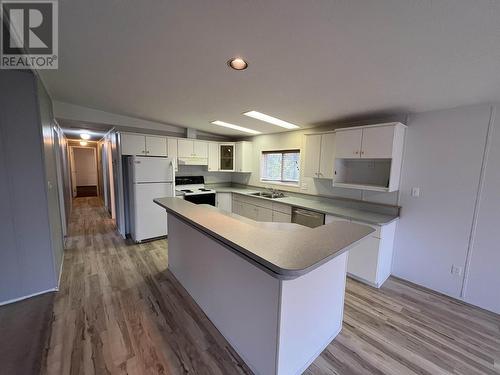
left=154, top=197, right=374, bottom=375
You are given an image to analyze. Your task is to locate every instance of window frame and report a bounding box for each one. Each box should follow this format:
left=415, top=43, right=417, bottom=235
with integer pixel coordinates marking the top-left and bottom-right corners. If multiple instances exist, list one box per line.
left=260, top=149, right=300, bottom=186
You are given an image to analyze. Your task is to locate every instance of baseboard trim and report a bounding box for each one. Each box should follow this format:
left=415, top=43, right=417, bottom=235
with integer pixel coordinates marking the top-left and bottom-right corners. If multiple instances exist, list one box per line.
left=0, top=288, right=58, bottom=306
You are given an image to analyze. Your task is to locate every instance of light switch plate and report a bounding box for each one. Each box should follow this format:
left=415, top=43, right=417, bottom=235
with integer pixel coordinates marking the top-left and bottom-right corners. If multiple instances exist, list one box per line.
left=301, top=182, right=308, bottom=190
left=451, top=265, right=463, bottom=276
left=411, top=187, right=420, bottom=197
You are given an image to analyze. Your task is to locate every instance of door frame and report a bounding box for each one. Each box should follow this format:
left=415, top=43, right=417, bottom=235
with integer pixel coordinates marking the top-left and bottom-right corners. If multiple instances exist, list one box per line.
left=69, top=145, right=98, bottom=197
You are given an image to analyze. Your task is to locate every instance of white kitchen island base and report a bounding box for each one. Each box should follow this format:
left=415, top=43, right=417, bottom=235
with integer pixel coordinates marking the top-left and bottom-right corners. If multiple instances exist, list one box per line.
left=168, top=215, right=348, bottom=375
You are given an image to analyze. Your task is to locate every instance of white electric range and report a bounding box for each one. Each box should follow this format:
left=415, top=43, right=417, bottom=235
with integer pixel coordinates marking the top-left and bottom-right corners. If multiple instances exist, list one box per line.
left=175, top=176, right=216, bottom=206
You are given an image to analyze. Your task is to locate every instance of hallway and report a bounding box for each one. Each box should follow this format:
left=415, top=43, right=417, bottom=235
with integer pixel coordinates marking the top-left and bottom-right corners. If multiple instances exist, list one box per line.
left=42, top=197, right=251, bottom=374
left=37, top=198, right=500, bottom=375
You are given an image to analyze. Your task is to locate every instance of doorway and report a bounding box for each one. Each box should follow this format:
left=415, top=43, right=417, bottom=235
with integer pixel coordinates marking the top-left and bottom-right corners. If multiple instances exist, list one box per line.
left=70, top=146, right=98, bottom=197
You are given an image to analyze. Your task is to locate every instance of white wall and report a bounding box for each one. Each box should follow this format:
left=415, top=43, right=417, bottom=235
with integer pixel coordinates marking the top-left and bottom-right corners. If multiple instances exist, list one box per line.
left=0, top=71, right=63, bottom=304
left=231, top=127, right=399, bottom=205
left=393, top=104, right=494, bottom=301
left=462, top=105, right=500, bottom=313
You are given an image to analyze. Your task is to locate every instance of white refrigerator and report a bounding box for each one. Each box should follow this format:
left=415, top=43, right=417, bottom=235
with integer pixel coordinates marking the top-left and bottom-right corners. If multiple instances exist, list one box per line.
left=127, top=156, right=175, bottom=242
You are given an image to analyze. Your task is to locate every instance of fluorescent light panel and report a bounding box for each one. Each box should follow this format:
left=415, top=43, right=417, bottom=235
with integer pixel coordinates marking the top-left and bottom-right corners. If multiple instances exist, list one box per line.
left=243, top=111, right=300, bottom=129
left=211, top=120, right=261, bottom=134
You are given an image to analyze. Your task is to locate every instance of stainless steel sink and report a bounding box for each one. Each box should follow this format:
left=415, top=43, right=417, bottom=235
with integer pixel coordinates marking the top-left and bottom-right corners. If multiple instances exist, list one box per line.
left=250, top=191, right=286, bottom=199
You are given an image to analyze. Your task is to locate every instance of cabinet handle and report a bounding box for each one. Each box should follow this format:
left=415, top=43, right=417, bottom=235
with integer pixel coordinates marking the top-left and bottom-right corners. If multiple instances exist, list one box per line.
left=361, top=151, right=364, bottom=155
left=355, top=151, right=359, bottom=155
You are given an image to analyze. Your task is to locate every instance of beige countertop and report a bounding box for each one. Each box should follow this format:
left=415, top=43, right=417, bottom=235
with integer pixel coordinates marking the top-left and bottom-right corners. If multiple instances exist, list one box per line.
left=154, top=197, right=374, bottom=279
left=213, top=186, right=399, bottom=225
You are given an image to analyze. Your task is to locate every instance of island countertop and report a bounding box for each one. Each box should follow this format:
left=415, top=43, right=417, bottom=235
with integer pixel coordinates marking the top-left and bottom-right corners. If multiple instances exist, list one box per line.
left=154, top=197, right=374, bottom=279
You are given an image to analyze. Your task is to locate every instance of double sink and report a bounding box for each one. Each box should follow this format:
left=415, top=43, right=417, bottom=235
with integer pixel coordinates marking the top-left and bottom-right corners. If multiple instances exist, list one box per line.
left=250, top=191, right=287, bottom=199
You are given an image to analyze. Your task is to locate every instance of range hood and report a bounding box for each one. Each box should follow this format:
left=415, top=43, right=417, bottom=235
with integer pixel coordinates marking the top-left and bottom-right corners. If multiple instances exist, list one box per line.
left=177, top=157, right=208, bottom=166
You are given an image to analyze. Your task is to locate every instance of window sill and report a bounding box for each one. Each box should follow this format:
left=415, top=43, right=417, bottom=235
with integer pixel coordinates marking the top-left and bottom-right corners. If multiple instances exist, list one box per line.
left=260, top=180, right=300, bottom=188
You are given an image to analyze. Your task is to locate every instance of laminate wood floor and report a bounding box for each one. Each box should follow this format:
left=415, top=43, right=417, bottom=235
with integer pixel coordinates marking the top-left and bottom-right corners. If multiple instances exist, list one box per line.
left=41, top=197, right=500, bottom=375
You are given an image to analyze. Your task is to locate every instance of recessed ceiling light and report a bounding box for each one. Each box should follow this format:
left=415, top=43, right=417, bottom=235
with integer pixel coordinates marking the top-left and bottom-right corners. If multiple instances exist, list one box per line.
left=227, top=57, right=248, bottom=71
left=243, top=111, right=300, bottom=129
left=80, top=133, right=90, bottom=140
left=79, top=141, right=88, bottom=146
left=211, top=120, right=261, bottom=135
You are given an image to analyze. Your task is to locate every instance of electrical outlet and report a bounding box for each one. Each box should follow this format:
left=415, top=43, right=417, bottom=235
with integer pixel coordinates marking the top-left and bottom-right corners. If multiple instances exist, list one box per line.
left=451, top=265, right=463, bottom=276
left=411, top=187, right=420, bottom=197
left=301, top=182, right=308, bottom=190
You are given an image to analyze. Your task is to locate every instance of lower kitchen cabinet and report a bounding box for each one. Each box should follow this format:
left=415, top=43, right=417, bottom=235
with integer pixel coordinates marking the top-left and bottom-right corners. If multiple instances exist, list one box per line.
left=325, top=214, right=397, bottom=287
left=272, top=211, right=291, bottom=223
left=216, top=192, right=232, bottom=212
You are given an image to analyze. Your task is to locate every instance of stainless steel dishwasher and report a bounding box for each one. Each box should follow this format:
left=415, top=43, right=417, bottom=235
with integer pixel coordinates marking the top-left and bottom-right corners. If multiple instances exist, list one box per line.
left=291, top=207, right=325, bottom=228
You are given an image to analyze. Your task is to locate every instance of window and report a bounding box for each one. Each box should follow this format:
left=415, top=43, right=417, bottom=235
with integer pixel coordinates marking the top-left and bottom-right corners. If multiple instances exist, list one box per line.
left=261, top=150, right=300, bottom=184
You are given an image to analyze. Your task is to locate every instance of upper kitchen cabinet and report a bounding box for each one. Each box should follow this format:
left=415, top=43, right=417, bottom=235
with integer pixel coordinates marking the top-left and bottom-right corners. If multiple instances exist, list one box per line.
left=334, top=129, right=362, bottom=158
left=145, top=136, right=167, bottom=156
left=219, top=143, right=235, bottom=171
left=120, top=133, right=167, bottom=156
left=208, top=142, right=219, bottom=172
left=333, top=123, right=406, bottom=192
left=167, top=137, right=178, bottom=171
left=177, top=139, right=209, bottom=165
left=235, top=141, right=252, bottom=173
left=177, top=139, right=208, bottom=165
left=303, top=132, right=335, bottom=179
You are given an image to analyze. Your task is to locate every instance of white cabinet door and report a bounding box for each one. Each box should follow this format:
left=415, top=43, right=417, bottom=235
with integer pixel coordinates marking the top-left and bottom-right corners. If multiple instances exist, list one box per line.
left=167, top=137, right=178, bottom=171
left=235, top=141, right=252, bottom=172
left=256, top=206, right=273, bottom=222
left=335, top=129, right=362, bottom=158
left=232, top=200, right=242, bottom=215
left=240, top=202, right=258, bottom=220
left=208, top=142, right=219, bottom=171
left=193, top=141, right=208, bottom=158
left=347, top=236, right=380, bottom=284
left=145, top=136, right=167, bottom=156
left=121, top=133, right=146, bottom=155
left=216, top=193, right=232, bottom=212
left=177, top=139, right=194, bottom=157
left=272, top=211, right=291, bottom=223
left=303, top=134, right=321, bottom=177
left=361, top=126, right=394, bottom=159
left=319, top=133, right=336, bottom=179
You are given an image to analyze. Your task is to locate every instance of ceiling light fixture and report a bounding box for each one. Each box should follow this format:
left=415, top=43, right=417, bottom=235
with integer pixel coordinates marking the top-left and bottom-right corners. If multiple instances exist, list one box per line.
left=79, top=141, right=88, bottom=146
left=80, top=133, right=90, bottom=140
left=211, top=120, right=261, bottom=135
left=243, top=111, right=300, bottom=129
left=227, top=57, right=248, bottom=71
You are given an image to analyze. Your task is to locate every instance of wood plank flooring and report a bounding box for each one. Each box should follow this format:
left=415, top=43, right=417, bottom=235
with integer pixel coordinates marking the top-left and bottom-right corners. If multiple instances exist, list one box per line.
left=41, top=197, right=500, bottom=375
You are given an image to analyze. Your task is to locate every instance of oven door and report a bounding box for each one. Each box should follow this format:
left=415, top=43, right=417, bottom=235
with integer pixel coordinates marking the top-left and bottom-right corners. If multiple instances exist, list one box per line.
left=184, top=193, right=216, bottom=206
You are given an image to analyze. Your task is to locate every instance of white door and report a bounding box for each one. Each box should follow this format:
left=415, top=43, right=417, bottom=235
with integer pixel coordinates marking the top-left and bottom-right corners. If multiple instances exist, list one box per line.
left=208, top=142, right=219, bottom=171
left=133, top=157, right=173, bottom=183
left=73, top=147, right=97, bottom=186
left=133, top=182, right=172, bottom=241
left=303, top=134, right=321, bottom=177
left=335, top=129, right=362, bottom=158
left=177, top=139, right=194, bottom=157
left=256, top=206, right=273, bottom=222
left=121, top=133, right=146, bottom=155
left=361, top=126, right=394, bottom=159
left=319, top=133, right=336, bottom=179
left=145, top=136, right=167, bottom=157
left=193, top=141, right=208, bottom=158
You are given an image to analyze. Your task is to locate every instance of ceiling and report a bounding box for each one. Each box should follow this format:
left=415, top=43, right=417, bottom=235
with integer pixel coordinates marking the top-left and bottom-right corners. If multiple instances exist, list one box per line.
left=58, top=119, right=111, bottom=141
left=40, top=0, right=500, bottom=136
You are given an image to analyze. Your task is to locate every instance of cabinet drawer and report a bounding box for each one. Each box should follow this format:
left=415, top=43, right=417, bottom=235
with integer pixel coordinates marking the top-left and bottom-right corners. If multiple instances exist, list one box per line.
left=236, top=194, right=273, bottom=209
